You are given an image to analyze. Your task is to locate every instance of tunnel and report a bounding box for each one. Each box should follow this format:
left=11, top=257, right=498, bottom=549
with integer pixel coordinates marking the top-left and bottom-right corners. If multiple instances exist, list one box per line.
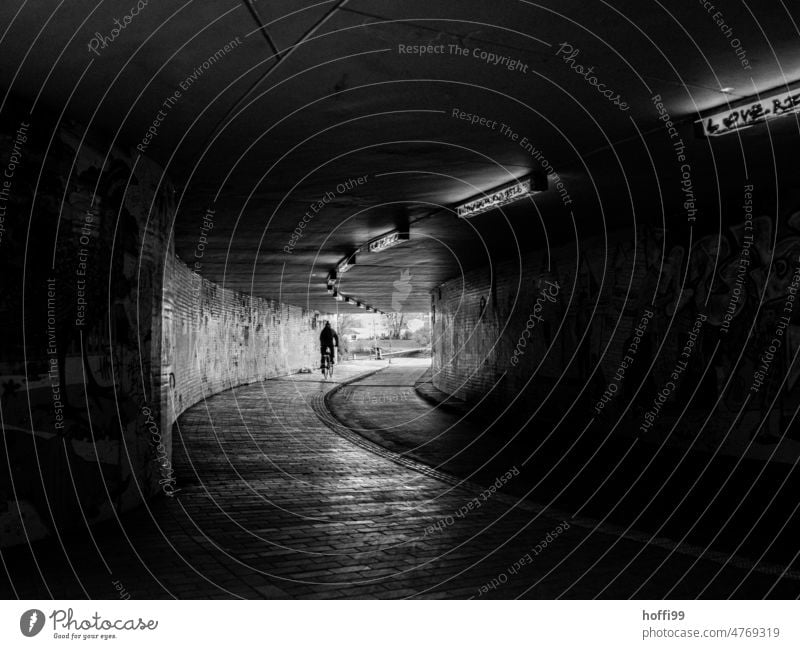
left=2, top=1, right=800, bottom=603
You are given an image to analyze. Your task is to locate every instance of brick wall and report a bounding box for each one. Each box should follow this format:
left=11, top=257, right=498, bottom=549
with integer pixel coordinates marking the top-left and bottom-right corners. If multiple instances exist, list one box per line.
left=432, top=217, right=800, bottom=462
left=432, top=228, right=647, bottom=402
left=0, top=117, right=173, bottom=546
left=161, top=254, right=323, bottom=430
left=0, top=107, right=324, bottom=547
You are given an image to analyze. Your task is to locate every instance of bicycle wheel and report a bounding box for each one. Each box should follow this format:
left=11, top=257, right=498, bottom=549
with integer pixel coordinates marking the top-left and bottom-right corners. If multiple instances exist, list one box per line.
left=322, top=355, right=331, bottom=380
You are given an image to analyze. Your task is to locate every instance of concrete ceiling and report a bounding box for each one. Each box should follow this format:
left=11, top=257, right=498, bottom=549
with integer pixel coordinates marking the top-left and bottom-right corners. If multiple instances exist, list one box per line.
left=3, top=0, right=800, bottom=312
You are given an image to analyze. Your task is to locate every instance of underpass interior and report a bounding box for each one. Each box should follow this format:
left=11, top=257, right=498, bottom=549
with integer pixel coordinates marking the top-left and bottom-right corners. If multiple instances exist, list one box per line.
left=2, top=1, right=800, bottom=599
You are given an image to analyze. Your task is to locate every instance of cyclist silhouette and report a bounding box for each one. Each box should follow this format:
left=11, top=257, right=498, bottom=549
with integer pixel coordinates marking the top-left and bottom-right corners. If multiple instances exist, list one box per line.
left=319, top=320, right=339, bottom=370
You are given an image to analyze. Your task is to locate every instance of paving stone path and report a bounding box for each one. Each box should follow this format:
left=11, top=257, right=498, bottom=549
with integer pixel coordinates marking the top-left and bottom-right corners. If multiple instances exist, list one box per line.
left=1, top=361, right=796, bottom=598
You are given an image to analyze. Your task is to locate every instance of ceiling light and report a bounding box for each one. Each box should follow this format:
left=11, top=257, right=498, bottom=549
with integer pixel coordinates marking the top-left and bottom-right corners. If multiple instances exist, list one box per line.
left=698, top=85, right=800, bottom=137
left=720, top=86, right=735, bottom=93
left=336, top=252, right=357, bottom=275
left=367, top=230, right=410, bottom=253
left=455, top=173, right=548, bottom=219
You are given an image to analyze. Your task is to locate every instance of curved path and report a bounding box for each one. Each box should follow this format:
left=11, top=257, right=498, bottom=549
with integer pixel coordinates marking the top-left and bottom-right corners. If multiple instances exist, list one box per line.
left=1, top=360, right=796, bottom=598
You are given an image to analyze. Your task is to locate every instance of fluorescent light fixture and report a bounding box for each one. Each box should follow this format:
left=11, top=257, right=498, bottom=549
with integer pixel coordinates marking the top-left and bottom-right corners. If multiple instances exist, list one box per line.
left=455, top=173, right=547, bottom=219
left=697, top=85, right=800, bottom=137
left=720, top=87, right=735, bottom=93
left=367, top=230, right=410, bottom=253
left=336, top=252, right=357, bottom=275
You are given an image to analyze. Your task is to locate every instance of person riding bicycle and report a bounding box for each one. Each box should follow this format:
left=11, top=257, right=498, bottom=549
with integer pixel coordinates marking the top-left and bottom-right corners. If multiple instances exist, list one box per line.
left=319, top=320, right=339, bottom=370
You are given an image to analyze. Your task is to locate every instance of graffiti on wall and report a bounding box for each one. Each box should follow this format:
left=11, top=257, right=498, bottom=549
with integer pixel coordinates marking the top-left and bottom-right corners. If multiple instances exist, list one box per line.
left=0, top=125, right=173, bottom=546
left=433, top=209, right=800, bottom=455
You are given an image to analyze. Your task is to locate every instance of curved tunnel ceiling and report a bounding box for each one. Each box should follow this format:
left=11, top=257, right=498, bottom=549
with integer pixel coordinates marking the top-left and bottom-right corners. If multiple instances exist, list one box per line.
left=4, top=0, right=800, bottom=312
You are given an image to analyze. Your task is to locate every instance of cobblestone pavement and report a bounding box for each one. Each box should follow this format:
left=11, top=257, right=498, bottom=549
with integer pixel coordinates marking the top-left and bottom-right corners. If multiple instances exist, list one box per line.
left=325, top=360, right=800, bottom=599
left=1, top=360, right=797, bottom=598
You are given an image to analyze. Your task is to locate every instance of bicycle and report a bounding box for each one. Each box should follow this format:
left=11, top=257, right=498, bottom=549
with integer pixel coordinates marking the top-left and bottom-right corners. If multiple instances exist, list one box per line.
left=321, top=351, right=334, bottom=380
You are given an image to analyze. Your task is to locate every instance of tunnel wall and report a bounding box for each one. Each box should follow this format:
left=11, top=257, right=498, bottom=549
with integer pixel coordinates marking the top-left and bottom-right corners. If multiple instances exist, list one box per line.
left=161, top=254, right=322, bottom=429
left=431, top=215, right=800, bottom=462
left=0, top=117, right=174, bottom=546
left=0, top=110, right=324, bottom=548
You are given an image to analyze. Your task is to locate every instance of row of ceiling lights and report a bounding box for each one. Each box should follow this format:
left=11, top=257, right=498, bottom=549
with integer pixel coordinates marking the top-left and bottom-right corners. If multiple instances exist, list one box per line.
left=323, top=81, right=798, bottom=310
left=324, top=174, right=548, bottom=311
left=326, top=235, right=405, bottom=314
